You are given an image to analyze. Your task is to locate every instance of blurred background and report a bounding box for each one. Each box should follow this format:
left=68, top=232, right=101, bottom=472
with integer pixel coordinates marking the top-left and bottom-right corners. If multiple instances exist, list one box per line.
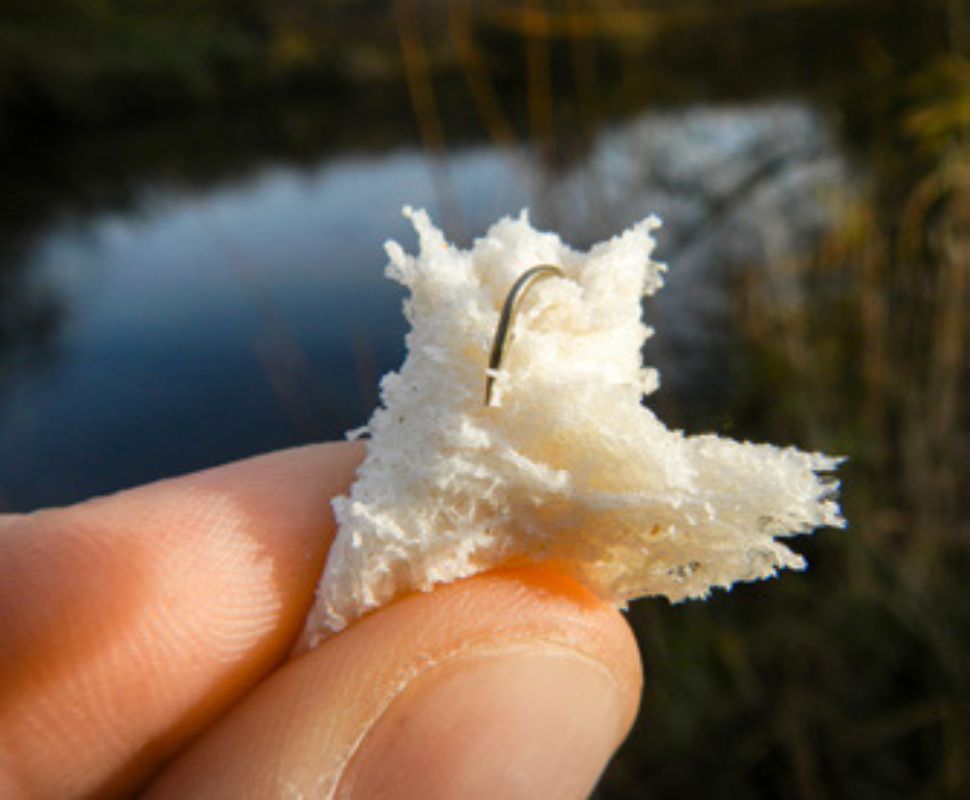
left=1, top=0, right=968, bottom=795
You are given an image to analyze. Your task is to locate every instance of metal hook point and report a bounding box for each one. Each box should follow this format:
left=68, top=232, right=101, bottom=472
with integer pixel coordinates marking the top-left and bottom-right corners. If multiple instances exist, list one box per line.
left=484, top=264, right=564, bottom=407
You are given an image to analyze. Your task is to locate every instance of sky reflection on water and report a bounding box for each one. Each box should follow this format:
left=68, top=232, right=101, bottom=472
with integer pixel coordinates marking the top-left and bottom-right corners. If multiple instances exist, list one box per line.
left=0, top=102, right=844, bottom=510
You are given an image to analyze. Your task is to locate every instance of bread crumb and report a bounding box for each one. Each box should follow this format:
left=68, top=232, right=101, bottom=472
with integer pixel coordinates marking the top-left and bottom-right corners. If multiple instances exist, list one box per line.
left=303, top=208, right=844, bottom=645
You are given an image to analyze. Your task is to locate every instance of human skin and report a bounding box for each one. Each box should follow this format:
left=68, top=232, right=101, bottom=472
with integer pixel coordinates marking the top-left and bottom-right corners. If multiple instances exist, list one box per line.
left=0, top=442, right=642, bottom=798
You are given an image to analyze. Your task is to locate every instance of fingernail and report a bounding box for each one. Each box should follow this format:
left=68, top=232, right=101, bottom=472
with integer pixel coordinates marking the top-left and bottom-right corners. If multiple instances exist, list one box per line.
left=340, top=646, right=628, bottom=799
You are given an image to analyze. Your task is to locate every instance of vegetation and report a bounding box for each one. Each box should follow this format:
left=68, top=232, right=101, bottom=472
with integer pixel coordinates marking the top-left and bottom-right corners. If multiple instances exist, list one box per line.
left=0, top=0, right=405, bottom=130
left=608, top=4, right=970, bottom=795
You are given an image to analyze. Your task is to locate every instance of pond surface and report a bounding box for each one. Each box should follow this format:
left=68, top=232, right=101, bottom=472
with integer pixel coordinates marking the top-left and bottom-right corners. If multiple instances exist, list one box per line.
left=0, top=102, right=843, bottom=510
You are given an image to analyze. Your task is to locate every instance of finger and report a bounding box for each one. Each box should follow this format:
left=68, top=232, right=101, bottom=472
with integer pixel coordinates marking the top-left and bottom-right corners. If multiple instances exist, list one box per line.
left=0, top=442, right=363, bottom=798
left=147, top=566, right=642, bottom=799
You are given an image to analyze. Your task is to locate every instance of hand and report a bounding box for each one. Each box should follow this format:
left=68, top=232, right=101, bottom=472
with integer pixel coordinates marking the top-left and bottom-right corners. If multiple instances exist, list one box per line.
left=0, top=443, right=641, bottom=798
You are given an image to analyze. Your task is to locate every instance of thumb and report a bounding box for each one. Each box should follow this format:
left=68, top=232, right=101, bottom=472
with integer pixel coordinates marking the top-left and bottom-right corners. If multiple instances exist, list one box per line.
left=146, top=566, right=642, bottom=799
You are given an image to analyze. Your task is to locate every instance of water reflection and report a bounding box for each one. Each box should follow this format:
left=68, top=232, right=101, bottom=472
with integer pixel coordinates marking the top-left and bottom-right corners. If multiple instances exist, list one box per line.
left=0, top=102, right=843, bottom=510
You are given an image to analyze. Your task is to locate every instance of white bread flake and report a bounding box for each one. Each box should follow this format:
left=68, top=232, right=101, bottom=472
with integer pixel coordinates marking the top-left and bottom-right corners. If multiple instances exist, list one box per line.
left=303, top=208, right=844, bottom=645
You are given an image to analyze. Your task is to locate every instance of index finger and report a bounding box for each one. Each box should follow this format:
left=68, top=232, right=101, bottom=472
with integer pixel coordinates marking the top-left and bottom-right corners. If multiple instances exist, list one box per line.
left=0, top=442, right=363, bottom=798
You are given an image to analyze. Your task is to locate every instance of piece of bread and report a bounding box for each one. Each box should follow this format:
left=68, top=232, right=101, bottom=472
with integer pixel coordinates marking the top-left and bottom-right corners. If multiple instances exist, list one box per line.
left=303, top=208, right=844, bottom=646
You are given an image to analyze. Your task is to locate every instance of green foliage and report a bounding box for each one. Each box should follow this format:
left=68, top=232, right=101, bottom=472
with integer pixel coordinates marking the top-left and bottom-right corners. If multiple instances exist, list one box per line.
left=0, top=0, right=387, bottom=127
left=906, top=55, right=970, bottom=152
left=0, top=0, right=261, bottom=124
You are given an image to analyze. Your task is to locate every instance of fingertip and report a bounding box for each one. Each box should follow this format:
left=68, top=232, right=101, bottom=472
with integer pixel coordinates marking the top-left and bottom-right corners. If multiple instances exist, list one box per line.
left=147, top=563, right=644, bottom=798
left=340, top=566, right=643, bottom=799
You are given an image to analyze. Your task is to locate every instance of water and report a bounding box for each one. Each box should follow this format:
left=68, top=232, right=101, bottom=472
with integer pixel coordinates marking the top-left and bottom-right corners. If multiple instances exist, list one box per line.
left=0, top=146, right=511, bottom=507
left=0, top=103, right=844, bottom=510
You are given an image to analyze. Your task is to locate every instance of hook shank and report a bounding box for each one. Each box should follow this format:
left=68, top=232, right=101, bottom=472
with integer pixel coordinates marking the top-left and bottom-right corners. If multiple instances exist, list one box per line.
left=485, top=264, right=564, bottom=406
